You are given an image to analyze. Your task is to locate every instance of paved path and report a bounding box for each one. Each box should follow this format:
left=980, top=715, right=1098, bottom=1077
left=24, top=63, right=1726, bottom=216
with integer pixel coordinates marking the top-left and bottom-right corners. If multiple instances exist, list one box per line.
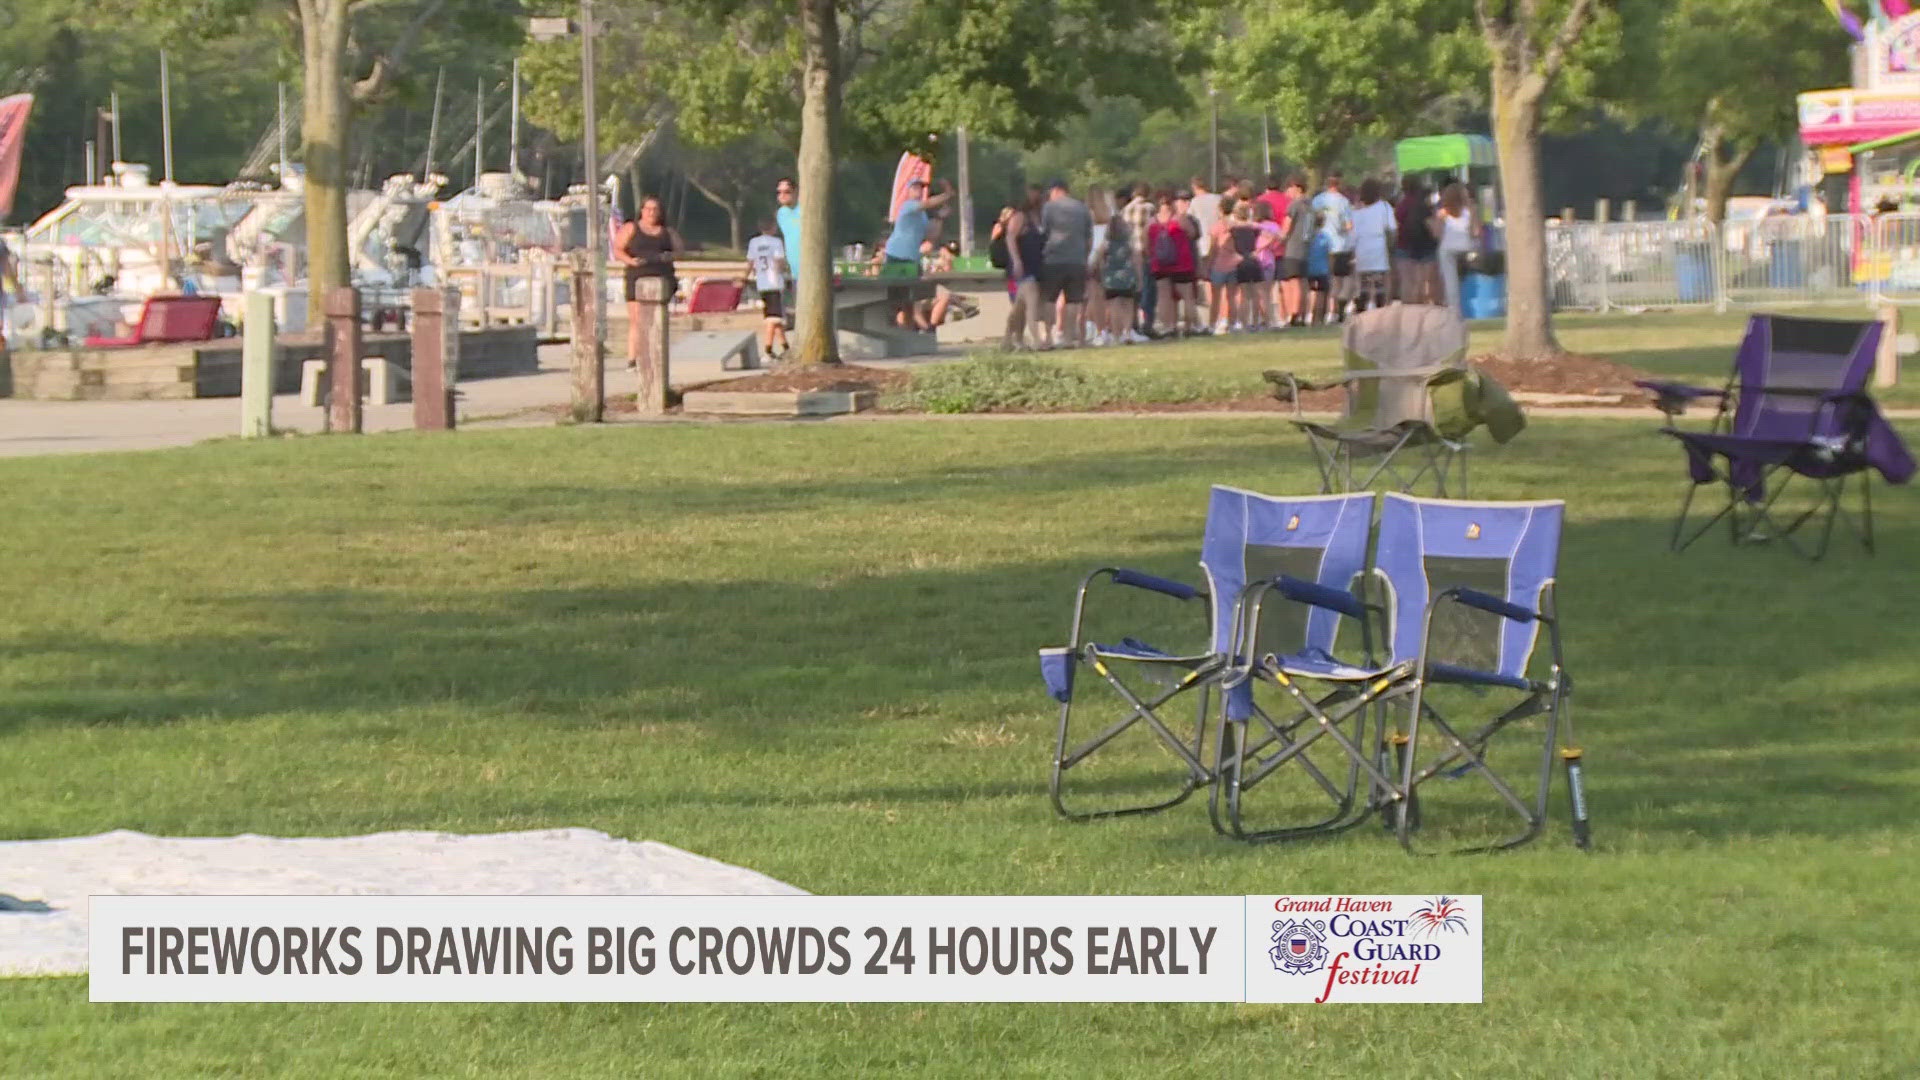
left=0, top=344, right=948, bottom=458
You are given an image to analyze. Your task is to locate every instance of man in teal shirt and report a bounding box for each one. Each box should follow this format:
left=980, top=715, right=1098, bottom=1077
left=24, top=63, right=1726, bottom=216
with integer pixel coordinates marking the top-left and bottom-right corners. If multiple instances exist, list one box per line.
left=774, top=178, right=802, bottom=329
left=775, top=178, right=802, bottom=278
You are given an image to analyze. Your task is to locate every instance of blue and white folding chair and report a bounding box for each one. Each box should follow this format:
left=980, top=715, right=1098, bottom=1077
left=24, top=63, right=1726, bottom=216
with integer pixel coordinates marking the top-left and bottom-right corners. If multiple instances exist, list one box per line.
left=1043, top=529, right=1223, bottom=822
left=1371, top=494, right=1590, bottom=853
left=1204, top=488, right=1383, bottom=842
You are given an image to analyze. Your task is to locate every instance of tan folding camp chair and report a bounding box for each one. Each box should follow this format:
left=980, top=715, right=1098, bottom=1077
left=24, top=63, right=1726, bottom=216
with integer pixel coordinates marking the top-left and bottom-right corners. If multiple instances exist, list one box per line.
left=1266, top=303, right=1520, bottom=496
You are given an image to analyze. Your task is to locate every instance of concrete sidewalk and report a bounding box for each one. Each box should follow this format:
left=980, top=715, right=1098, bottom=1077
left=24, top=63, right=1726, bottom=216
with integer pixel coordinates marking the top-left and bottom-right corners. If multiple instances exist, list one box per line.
left=0, top=343, right=949, bottom=457
left=2, top=340, right=1913, bottom=458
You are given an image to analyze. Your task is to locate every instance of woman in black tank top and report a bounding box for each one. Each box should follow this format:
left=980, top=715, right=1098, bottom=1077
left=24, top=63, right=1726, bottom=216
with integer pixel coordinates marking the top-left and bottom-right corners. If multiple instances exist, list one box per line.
left=614, top=196, right=684, bottom=370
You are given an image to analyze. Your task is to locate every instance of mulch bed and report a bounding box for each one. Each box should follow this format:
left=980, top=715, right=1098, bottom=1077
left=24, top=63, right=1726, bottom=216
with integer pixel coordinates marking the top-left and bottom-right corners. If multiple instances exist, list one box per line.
left=681, top=364, right=912, bottom=395
left=565, top=352, right=1655, bottom=419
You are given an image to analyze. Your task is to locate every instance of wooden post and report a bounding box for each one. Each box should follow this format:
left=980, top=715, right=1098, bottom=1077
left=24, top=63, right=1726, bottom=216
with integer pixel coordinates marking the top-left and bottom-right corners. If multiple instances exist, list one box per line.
left=412, top=287, right=460, bottom=430
left=635, top=275, right=670, bottom=416
left=240, top=292, right=275, bottom=438
left=324, top=286, right=363, bottom=434
left=1622, top=200, right=1638, bottom=223
left=1877, top=305, right=1900, bottom=389
left=570, top=252, right=604, bottom=423
left=1595, top=199, right=1611, bottom=224
left=1560, top=206, right=1575, bottom=224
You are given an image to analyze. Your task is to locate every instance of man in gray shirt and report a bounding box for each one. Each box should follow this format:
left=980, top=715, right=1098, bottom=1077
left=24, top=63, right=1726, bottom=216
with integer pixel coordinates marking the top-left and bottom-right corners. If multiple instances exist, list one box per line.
left=1037, top=179, right=1093, bottom=348
left=1279, top=175, right=1314, bottom=327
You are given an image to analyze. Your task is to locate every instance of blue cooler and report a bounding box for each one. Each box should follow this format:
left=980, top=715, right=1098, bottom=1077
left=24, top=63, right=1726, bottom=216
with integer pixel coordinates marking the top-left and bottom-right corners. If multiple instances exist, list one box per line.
left=1462, top=272, right=1506, bottom=320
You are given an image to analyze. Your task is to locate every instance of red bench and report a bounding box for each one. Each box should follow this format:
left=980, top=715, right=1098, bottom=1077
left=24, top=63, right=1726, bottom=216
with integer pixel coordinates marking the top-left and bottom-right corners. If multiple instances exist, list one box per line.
left=84, top=295, right=224, bottom=348
left=684, top=279, right=743, bottom=314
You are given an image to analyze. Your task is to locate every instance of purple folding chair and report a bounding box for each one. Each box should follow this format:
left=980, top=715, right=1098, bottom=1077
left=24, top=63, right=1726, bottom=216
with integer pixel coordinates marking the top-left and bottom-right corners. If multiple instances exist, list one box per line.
left=1636, top=314, right=1915, bottom=560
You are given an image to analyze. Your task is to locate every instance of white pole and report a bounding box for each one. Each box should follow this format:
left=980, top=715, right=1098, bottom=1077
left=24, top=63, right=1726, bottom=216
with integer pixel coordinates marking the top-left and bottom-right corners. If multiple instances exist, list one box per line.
left=956, top=126, right=973, bottom=257
left=425, top=68, right=444, bottom=179
left=277, top=82, right=289, bottom=182
left=583, top=0, right=605, bottom=410
left=474, top=76, right=485, bottom=186
left=509, top=58, right=522, bottom=180
left=110, top=90, right=122, bottom=166
left=160, top=51, right=174, bottom=183
left=1262, top=114, right=1271, bottom=176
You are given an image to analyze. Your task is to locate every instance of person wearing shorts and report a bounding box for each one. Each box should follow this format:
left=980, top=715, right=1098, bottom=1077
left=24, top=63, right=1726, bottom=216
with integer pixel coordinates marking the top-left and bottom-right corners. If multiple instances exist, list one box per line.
left=1037, top=179, right=1093, bottom=348
left=1278, top=175, right=1313, bottom=326
left=1146, top=194, right=1198, bottom=336
left=745, top=218, right=791, bottom=360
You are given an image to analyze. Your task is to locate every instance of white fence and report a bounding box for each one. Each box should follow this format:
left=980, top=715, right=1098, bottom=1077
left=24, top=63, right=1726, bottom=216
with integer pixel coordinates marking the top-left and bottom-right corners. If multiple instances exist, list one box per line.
left=1546, top=213, right=1920, bottom=313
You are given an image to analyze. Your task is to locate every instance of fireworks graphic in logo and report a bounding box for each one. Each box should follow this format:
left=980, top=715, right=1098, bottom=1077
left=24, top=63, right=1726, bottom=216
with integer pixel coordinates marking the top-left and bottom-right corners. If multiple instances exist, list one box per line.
left=1411, top=896, right=1470, bottom=938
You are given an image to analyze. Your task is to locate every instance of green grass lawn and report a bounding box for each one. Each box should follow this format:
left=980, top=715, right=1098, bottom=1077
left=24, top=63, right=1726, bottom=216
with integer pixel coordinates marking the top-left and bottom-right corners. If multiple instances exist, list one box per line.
left=3, top=416, right=1919, bottom=1077
left=1003, top=309, right=1920, bottom=408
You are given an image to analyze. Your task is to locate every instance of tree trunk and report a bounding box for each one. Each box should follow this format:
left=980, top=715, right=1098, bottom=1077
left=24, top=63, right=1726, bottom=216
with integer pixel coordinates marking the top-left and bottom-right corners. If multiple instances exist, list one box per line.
left=1703, top=141, right=1757, bottom=225
left=302, top=2, right=353, bottom=328
left=728, top=204, right=742, bottom=253
left=792, top=0, right=840, bottom=365
left=1490, top=61, right=1556, bottom=359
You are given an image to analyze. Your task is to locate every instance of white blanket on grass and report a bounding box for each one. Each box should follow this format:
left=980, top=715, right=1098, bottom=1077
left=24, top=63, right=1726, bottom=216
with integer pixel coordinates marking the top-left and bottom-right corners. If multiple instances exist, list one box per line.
left=0, top=828, right=805, bottom=977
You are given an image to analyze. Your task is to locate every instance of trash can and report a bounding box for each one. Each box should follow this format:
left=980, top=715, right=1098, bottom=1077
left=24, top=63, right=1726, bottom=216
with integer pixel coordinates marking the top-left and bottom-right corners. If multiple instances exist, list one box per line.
left=1769, top=239, right=1805, bottom=289
left=1462, top=272, right=1506, bottom=320
left=1675, top=250, right=1712, bottom=303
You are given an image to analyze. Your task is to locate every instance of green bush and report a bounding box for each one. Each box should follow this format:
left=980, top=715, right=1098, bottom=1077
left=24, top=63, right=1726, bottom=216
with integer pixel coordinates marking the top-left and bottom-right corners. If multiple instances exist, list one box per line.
left=885, top=353, right=1251, bottom=414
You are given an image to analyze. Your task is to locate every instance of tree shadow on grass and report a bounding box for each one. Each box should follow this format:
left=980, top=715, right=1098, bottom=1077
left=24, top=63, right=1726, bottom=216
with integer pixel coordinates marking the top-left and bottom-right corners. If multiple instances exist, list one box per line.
left=5, top=501, right=1920, bottom=844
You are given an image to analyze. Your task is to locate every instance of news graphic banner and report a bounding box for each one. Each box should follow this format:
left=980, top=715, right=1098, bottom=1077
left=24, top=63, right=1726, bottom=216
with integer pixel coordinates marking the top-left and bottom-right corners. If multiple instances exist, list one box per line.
left=88, top=895, right=1480, bottom=1003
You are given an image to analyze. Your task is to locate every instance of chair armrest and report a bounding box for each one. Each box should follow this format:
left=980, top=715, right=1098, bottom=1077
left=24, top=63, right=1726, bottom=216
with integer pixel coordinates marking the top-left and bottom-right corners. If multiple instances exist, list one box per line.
left=1441, top=587, right=1539, bottom=623
left=1110, top=568, right=1204, bottom=602
left=1634, top=380, right=1724, bottom=418
left=1261, top=369, right=1340, bottom=401
left=1274, top=575, right=1366, bottom=619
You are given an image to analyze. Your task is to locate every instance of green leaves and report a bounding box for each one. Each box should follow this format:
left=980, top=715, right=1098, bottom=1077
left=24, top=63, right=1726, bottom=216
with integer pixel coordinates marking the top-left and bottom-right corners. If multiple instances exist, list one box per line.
left=1217, top=0, right=1477, bottom=169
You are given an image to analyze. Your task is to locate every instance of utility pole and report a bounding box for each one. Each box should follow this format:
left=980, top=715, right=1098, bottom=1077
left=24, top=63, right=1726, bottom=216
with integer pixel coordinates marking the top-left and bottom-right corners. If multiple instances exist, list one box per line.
left=529, top=6, right=606, bottom=422
left=1208, top=82, right=1220, bottom=192
left=956, top=126, right=973, bottom=257
left=580, top=0, right=606, bottom=420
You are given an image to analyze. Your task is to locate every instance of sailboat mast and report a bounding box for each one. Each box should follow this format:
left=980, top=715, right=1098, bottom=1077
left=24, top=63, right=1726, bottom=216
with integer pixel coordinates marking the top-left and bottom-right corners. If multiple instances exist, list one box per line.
left=509, top=59, right=521, bottom=180
left=160, top=51, right=174, bottom=183
left=425, top=67, right=444, bottom=179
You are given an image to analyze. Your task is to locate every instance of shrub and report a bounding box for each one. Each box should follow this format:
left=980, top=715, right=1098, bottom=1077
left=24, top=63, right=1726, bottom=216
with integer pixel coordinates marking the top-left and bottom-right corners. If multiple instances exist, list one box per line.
left=885, top=353, right=1250, bottom=414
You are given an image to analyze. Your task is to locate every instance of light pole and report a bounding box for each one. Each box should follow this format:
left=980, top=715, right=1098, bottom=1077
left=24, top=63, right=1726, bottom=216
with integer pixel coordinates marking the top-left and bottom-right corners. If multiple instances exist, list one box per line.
left=1208, top=82, right=1219, bottom=192
left=581, top=0, right=603, bottom=389
left=531, top=7, right=605, bottom=421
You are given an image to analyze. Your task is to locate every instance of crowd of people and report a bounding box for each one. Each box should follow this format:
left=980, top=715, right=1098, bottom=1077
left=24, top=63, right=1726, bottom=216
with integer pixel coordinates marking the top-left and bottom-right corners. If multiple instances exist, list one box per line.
left=610, top=169, right=1489, bottom=371
left=988, top=172, right=1485, bottom=350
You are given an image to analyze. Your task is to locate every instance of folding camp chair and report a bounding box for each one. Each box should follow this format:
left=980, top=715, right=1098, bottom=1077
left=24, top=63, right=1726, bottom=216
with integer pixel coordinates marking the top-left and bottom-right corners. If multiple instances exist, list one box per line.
left=1265, top=303, right=1480, bottom=496
left=1372, top=494, right=1588, bottom=853
left=1214, top=494, right=1590, bottom=853
left=1636, top=314, right=1915, bottom=560
left=1043, top=540, right=1223, bottom=822
left=1205, top=488, right=1382, bottom=843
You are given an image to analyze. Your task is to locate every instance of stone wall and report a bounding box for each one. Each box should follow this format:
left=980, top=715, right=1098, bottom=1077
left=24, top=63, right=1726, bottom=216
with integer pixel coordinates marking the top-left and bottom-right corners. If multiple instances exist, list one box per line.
left=1, top=326, right=538, bottom=401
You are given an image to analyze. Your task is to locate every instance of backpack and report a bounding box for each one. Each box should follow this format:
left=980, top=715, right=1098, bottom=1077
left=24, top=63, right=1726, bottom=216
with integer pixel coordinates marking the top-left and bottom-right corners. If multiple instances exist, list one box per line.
left=1152, top=226, right=1180, bottom=269
left=1102, top=228, right=1138, bottom=292
left=988, top=229, right=1010, bottom=270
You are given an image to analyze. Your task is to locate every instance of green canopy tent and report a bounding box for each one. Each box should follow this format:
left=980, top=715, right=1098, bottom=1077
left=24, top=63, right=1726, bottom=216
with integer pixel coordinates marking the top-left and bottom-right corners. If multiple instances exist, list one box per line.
left=1396, top=133, right=1501, bottom=218
left=1394, top=134, right=1498, bottom=179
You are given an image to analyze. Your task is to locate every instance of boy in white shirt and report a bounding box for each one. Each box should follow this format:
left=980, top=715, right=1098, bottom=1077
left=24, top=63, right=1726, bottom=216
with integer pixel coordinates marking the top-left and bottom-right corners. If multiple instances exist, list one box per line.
left=745, top=218, right=790, bottom=360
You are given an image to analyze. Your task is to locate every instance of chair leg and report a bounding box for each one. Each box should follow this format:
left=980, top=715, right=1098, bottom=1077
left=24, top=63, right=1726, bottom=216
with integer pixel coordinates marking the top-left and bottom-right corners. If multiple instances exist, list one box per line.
left=1050, top=659, right=1213, bottom=821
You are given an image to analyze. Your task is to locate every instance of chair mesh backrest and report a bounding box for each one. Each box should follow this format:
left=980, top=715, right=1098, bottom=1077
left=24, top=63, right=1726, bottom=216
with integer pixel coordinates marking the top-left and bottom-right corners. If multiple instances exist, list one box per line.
left=1199, top=486, right=1374, bottom=658
left=1374, top=494, right=1563, bottom=681
left=140, top=296, right=223, bottom=343
left=1731, top=315, right=1876, bottom=442
left=1342, top=303, right=1468, bottom=429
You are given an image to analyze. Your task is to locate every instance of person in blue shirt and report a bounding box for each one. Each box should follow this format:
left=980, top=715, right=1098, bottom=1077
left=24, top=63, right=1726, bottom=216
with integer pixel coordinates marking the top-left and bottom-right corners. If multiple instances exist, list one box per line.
left=1306, top=220, right=1333, bottom=326
left=883, top=177, right=954, bottom=327
left=884, top=178, right=955, bottom=267
left=773, top=178, right=801, bottom=329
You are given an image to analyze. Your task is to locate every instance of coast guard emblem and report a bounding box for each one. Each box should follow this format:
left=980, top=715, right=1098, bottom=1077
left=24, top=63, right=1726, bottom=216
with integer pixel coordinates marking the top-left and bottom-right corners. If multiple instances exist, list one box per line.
left=1269, top=918, right=1329, bottom=975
